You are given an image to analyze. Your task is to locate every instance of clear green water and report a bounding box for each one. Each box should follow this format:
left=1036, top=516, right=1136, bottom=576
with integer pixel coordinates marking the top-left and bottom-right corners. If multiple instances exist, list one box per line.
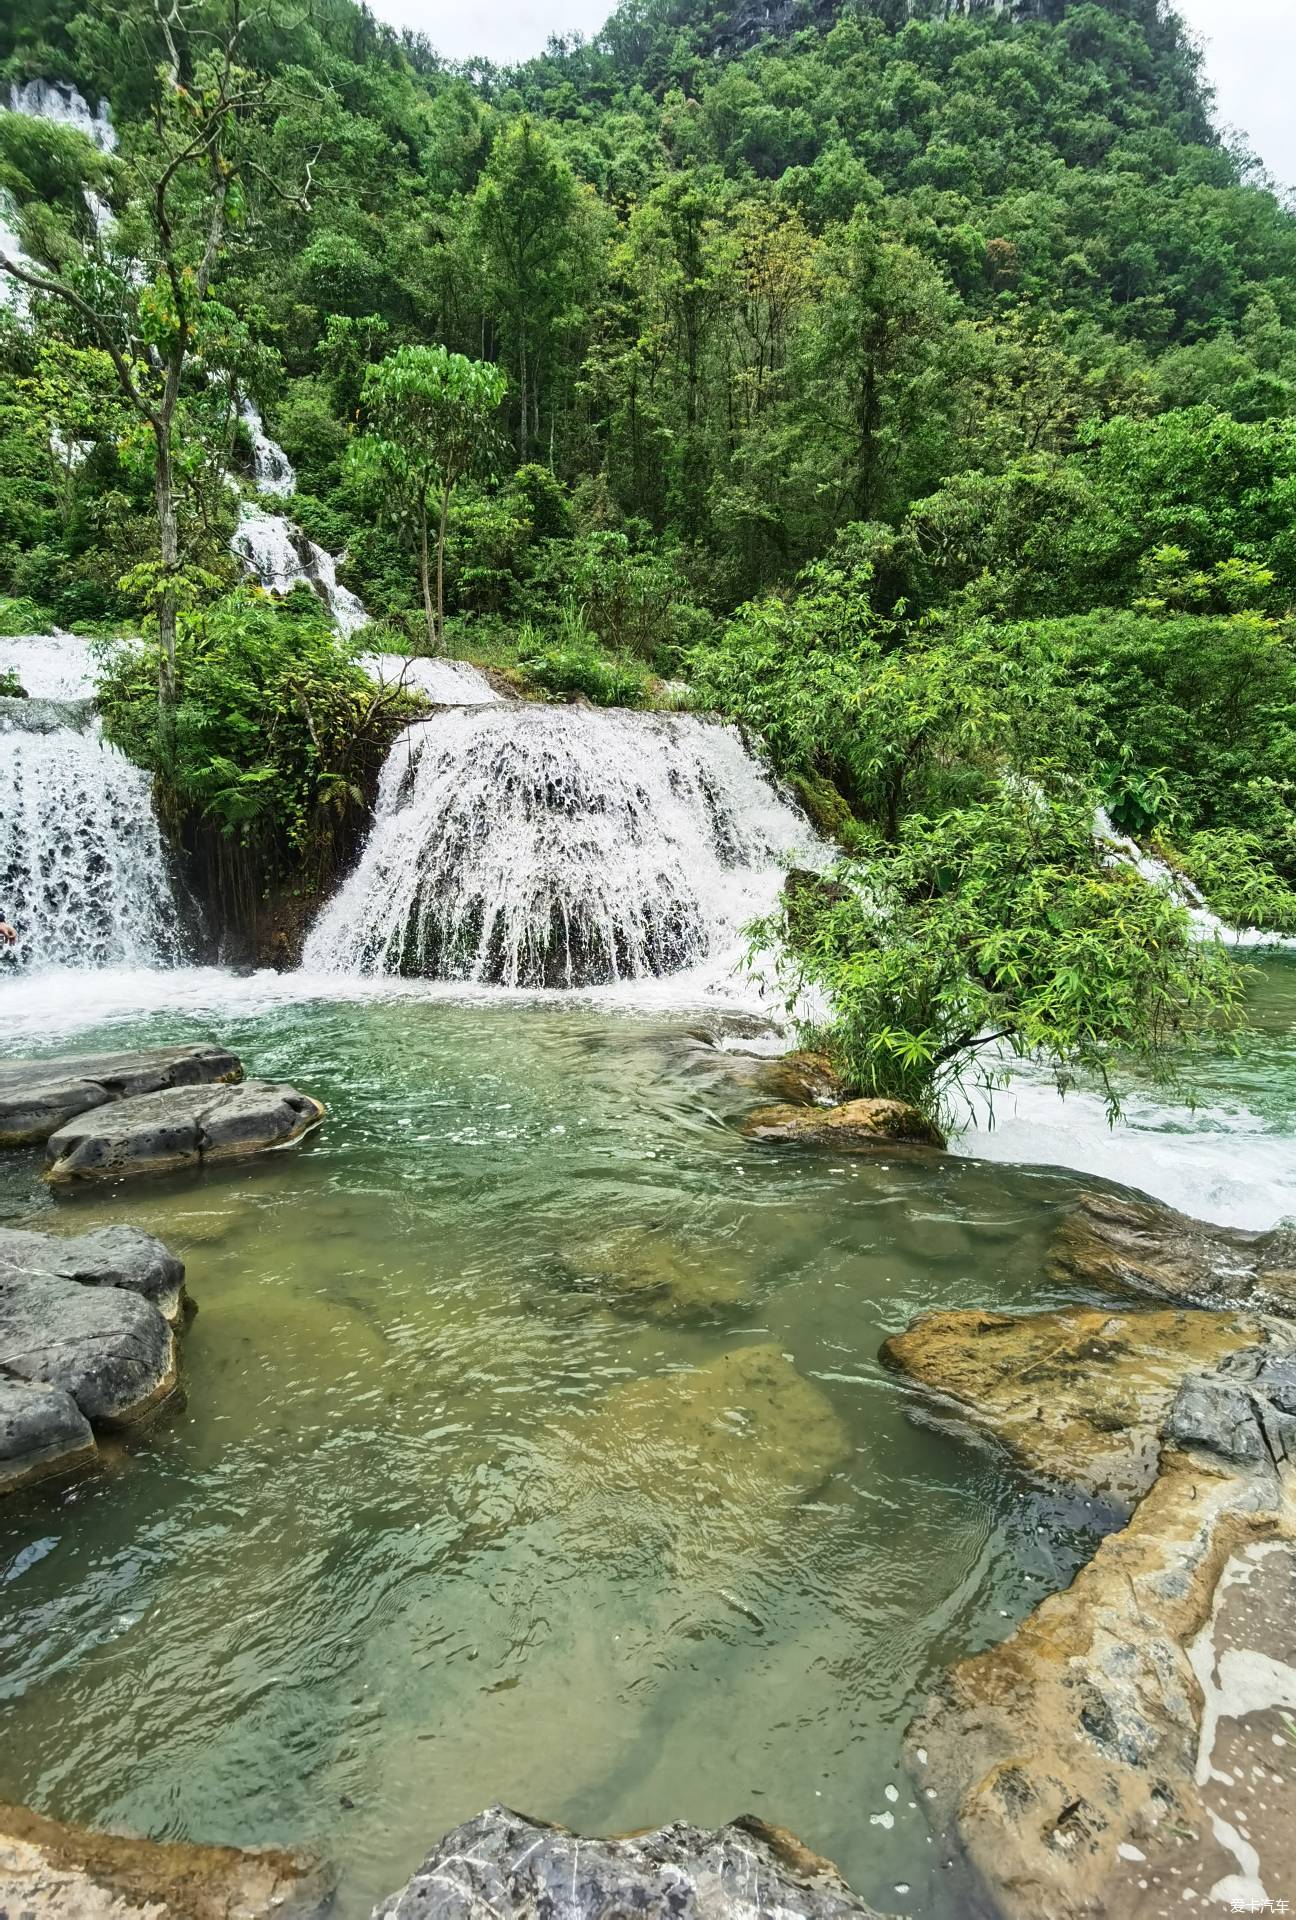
left=1, top=967, right=1293, bottom=1915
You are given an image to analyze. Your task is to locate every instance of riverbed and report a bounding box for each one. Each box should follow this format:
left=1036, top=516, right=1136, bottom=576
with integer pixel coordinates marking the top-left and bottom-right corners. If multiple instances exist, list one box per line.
left=1, top=961, right=1293, bottom=1916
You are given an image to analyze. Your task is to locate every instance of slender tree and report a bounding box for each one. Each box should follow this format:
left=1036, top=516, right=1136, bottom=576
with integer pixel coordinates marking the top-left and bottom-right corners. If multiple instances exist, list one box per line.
left=349, top=344, right=507, bottom=651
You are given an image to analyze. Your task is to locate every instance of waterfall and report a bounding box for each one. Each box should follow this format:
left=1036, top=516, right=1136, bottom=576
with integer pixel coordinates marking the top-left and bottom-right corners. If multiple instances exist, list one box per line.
left=358, top=652, right=500, bottom=706
left=0, top=702, right=181, bottom=971
left=0, top=632, right=99, bottom=701
left=8, top=79, right=117, bottom=152
left=302, top=705, right=820, bottom=989
left=1093, top=806, right=1295, bottom=949
left=232, top=503, right=368, bottom=637
left=238, top=396, right=296, bottom=498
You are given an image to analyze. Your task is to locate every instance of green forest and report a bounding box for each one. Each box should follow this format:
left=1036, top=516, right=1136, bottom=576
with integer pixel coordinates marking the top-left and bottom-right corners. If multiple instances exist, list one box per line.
left=3, top=0, right=1294, bottom=1119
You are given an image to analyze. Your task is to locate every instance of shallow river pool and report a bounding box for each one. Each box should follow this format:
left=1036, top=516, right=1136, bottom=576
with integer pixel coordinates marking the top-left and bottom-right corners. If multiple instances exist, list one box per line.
left=1, top=961, right=1294, bottom=1916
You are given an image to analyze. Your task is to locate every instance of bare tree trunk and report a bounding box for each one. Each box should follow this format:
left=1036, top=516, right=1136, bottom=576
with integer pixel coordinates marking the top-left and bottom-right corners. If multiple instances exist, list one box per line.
left=518, top=326, right=529, bottom=463
left=154, top=427, right=179, bottom=752
left=436, top=483, right=450, bottom=654
left=418, top=503, right=436, bottom=653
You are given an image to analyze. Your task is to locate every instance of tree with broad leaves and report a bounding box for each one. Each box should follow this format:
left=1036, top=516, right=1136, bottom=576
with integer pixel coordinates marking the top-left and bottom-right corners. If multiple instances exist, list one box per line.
left=348, top=344, right=507, bottom=653
left=0, top=0, right=318, bottom=748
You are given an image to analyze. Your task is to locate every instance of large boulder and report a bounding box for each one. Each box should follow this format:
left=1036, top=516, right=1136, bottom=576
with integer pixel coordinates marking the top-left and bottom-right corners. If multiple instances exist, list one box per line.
left=880, top=1303, right=1275, bottom=1510
left=45, top=1080, right=325, bottom=1185
left=741, top=1097, right=945, bottom=1152
left=0, top=1224, right=185, bottom=1494
left=0, top=1800, right=332, bottom=1919
left=373, top=1806, right=883, bottom=1919
left=0, top=1043, right=242, bottom=1147
left=898, top=1307, right=1296, bottom=1920
left=0, top=1224, right=187, bottom=1322
left=1049, top=1188, right=1296, bottom=1317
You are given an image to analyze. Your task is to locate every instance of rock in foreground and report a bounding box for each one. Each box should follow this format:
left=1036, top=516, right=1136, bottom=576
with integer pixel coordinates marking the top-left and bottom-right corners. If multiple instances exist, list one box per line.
left=0, top=1224, right=184, bottom=1494
left=901, top=1308, right=1296, bottom=1920
left=0, top=1043, right=242, bottom=1147
left=881, top=1303, right=1273, bottom=1509
left=1050, top=1188, right=1296, bottom=1317
left=742, top=1097, right=945, bottom=1151
left=45, top=1080, right=325, bottom=1184
left=0, top=1799, right=332, bottom=1919
left=374, top=1806, right=882, bottom=1918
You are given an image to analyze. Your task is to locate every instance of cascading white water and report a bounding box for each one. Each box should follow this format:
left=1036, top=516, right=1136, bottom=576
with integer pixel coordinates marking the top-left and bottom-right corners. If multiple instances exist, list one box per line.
left=358, top=652, right=500, bottom=706
left=8, top=79, right=117, bottom=152
left=238, top=396, right=296, bottom=498
left=303, top=705, right=821, bottom=989
left=0, top=631, right=100, bottom=700
left=1094, top=806, right=1295, bottom=949
left=232, top=502, right=368, bottom=636
left=0, top=704, right=181, bottom=970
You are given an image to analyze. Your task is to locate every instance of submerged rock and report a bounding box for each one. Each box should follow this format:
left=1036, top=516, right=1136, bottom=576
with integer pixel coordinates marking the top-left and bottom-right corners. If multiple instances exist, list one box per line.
left=0, top=1799, right=332, bottom=1918
left=545, top=1227, right=749, bottom=1323
left=899, top=1301, right=1296, bottom=1920
left=0, top=1042, right=243, bottom=1147
left=45, top=1080, right=325, bottom=1184
left=373, top=1805, right=882, bottom=1918
left=1050, top=1188, right=1296, bottom=1317
left=742, top=1097, right=945, bottom=1152
left=0, top=1223, right=187, bottom=1322
left=881, top=1304, right=1274, bottom=1509
left=0, top=1224, right=184, bottom=1493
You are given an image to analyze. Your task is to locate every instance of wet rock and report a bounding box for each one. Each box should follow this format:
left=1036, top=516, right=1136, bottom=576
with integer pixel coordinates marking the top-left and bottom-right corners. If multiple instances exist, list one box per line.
left=0, top=1798, right=333, bottom=1918
left=742, top=1097, right=945, bottom=1152
left=0, top=1378, right=94, bottom=1495
left=0, top=1042, right=243, bottom=1147
left=907, top=1452, right=1296, bottom=1920
left=1049, top=1189, right=1296, bottom=1317
left=45, top=1080, right=325, bottom=1184
left=0, top=1223, right=187, bottom=1322
left=546, top=1228, right=748, bottom=1323
left=0, top=1223, right=185, bottom=1493
left=1, top=1275, right=176, bottom=1425
left=881, top=1304, right=1275, bottom=1509
left=373, top=1804, right=881, bottom=1918
left=1166, top=1345, right=1296, bottom=1469
left=757, top=1049, right=853, bottom=1108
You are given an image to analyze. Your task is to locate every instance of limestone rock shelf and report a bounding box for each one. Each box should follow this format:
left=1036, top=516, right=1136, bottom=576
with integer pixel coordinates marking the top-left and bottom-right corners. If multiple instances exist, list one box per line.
left=0, top=1224, right=186, bottom=1495
left=0, top=1042, right=242, bottom=1146
left=44, top=1079, right=326, bottom=1184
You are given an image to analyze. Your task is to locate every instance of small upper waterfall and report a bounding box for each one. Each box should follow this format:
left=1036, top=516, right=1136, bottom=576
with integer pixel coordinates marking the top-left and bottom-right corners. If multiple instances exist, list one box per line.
left=238, top=397, right=296, bottom=498
left=302, top=705, right=821, bottom=989
left=233, top=502, right=368, bottom=636
left=1093, top=806, right=1295, bottom=949
left=8, top=79, right=117, bottom=151
left=1, top=698, right=181, bottom=971
left=358, top=652, right=500, bottom=705
left=0, top=631, right=99, bottom=700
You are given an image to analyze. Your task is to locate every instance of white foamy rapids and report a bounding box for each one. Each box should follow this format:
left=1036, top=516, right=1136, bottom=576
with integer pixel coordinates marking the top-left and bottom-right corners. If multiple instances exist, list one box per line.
left=1095, top=807, right=1296, bottom=950
left=232, top=503, right=368, bottom=636
left=239, top=396, right=296, bottom=498
left=951, top=1054, right=1296, bottom=1233
left=303, top=705, right=823, bottom=990
left=359, top=652, right=500, bottom=705
left=8, top=78, right=117, bottom=152
left=0, top=719, right=181, bottom=971
left=0, top=631, right=100, bottom=700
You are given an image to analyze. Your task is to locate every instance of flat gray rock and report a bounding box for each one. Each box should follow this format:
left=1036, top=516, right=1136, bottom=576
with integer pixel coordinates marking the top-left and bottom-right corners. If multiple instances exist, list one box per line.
left=0, top=1378, right=93, bottom=1494
left=0, top=1274, right=176, bottom=1425
left=0, top=1043, right=242, bottom=1146
left=0, top=1225, right=186, bottom=1322
left=373, top=1807, right=883, bottom=1918
left=45, top=1080, right=325, bottom=1185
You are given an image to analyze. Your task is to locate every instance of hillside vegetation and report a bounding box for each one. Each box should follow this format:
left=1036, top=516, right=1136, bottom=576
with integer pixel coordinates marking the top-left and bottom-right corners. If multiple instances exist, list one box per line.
left=2, top=0, right=1293, bottom=1112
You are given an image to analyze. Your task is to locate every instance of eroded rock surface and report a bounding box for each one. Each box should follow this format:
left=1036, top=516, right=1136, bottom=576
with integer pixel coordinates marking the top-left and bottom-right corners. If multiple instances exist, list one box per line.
left=373, top=1805, right=882, bottom=1918
left=545, top=1226, right=748, bottom=1322
left=881, top=1304, right=1274, bottom=1509
left=45, top=1080, right=325, bottom=1184
left=900, top=1302, right=1296, bottom=1920
left=742, top=1097, right=945, bottom=1152
left=756, top=1050, right=853, bottom=1108
left=0, top=1225, right=184, bottom=1493
left=0, top=1043, right=242, bottom=1147
left=1050, top=1189, right=1296, bottom=1317
left=0, top=1799, right=332, bottom=1918
left=0, top=1224, right=187, bottom=1322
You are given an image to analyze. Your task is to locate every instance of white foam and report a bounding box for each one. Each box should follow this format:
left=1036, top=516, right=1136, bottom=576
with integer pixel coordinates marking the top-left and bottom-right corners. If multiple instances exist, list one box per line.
left=0, top=632, right=100, bottom=700
left=232, top=503, right=368, bottom=636
left=359, top=652, right=500, bottom=706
